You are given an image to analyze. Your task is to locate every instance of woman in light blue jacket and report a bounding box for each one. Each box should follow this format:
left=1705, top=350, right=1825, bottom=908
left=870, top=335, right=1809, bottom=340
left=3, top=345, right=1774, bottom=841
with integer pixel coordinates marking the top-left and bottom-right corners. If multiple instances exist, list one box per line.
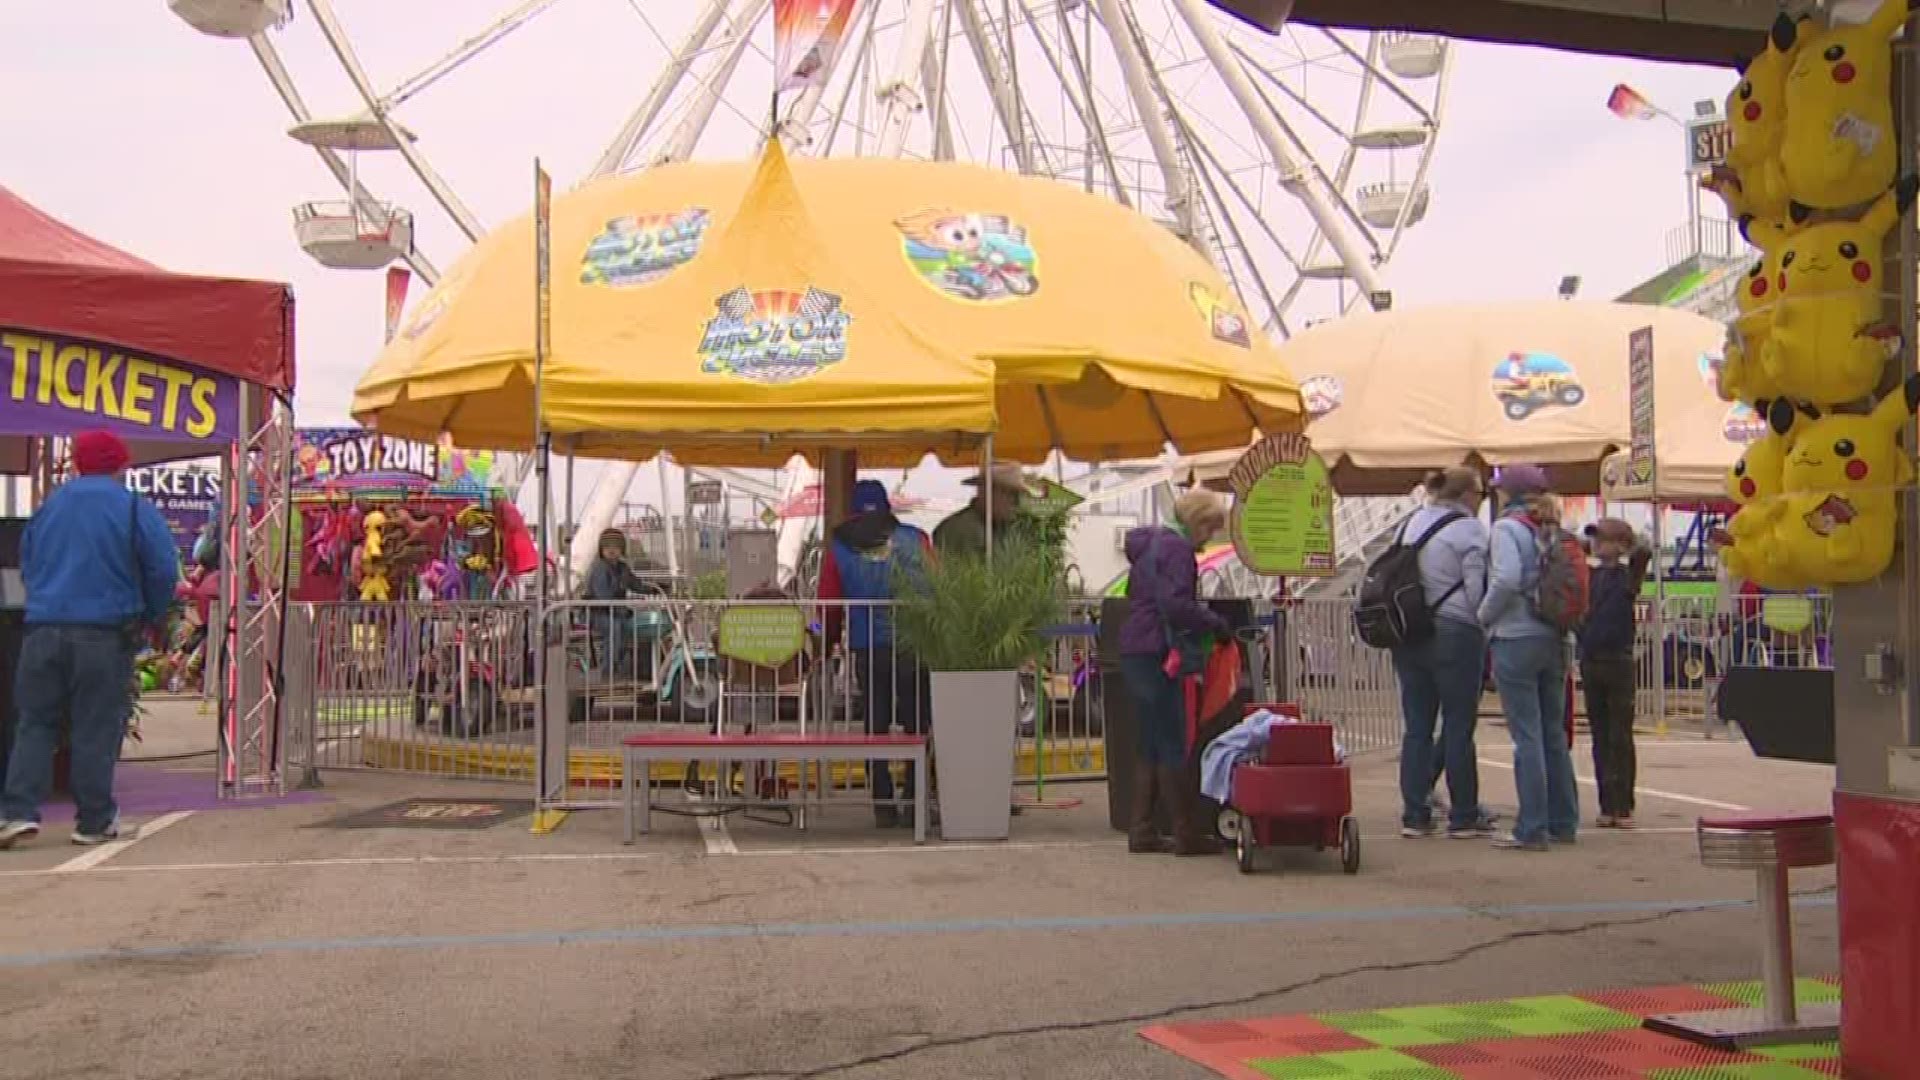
left=1476, top=466, right=1579, bottom=851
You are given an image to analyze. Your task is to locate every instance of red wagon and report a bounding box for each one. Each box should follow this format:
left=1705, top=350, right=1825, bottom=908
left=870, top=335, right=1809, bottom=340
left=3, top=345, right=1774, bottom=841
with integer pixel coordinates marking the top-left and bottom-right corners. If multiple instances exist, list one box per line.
left=1219, top=704, right=1359, bottom=875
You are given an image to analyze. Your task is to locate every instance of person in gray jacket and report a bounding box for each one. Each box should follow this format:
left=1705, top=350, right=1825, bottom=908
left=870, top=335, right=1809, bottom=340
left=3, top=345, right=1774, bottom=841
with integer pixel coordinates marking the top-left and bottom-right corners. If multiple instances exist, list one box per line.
left=1389, top=467, right=1495, bottom=839
left=1477, top=465, right=1580, bottom=851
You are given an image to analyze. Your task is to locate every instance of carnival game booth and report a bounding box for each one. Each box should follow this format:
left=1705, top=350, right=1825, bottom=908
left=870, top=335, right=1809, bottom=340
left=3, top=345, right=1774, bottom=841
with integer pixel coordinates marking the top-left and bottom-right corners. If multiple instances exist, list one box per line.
left=350, top=141, right=1303, bottom=838
left=0, top=183, right=297, bottom=798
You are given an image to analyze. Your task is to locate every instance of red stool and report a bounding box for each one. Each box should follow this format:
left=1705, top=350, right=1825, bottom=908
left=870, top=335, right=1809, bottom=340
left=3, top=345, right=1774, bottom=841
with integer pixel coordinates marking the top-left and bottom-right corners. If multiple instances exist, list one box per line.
left=1644, top=812, right=1838, bottom=1049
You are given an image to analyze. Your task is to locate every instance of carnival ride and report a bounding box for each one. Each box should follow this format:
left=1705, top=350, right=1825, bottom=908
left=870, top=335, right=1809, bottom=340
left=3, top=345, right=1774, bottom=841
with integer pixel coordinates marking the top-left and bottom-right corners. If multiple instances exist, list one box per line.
left=172, top=0, right=1453, bottom=584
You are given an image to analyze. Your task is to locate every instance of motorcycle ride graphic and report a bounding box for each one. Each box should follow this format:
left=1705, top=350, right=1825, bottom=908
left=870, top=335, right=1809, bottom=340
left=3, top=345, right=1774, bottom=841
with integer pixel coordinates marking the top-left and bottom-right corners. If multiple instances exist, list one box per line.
left=894, top=209, right=1039, bottom=301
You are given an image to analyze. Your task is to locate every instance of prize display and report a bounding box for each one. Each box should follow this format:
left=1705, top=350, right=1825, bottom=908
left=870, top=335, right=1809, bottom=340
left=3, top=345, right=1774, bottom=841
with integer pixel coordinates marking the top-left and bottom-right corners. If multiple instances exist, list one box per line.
left=1706, top=0, right=1917, bottom=589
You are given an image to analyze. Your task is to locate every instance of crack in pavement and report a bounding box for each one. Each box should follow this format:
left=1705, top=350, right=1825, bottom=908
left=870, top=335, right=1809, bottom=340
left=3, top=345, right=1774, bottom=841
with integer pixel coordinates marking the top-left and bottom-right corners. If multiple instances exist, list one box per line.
left=692, top=889, right=1838, bottom=1080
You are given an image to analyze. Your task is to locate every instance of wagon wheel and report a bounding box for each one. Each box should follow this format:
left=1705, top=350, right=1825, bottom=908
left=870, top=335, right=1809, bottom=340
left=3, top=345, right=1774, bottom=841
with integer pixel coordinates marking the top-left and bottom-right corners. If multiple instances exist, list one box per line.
left=1234, top=812, right=1257, bottom=874
left=1340, top=816, right=1361, bottom=874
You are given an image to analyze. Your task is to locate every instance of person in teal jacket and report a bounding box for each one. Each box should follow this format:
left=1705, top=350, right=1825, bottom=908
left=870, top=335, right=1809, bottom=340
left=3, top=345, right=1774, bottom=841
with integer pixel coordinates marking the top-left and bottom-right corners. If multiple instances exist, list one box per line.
left=1, top=431, right=179, bottom=850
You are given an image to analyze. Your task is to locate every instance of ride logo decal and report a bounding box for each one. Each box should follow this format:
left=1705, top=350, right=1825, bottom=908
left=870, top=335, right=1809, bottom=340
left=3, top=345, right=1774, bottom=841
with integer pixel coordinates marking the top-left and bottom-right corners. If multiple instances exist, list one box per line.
left=580, top=207, right=708, bottom=287
left=1188, top=282, right=1251, bottom=347
left=1300, top=374, right=1343, bottom=418
left=1490, top=351, right=1586, bottom=422
left=698, top=287, right=850, bottom=384
left=894, top=209, right=1039, bottom=302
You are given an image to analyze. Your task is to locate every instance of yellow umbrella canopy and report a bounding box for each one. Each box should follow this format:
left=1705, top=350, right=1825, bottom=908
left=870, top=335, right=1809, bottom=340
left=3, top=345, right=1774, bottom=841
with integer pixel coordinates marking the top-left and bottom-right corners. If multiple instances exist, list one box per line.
left=353, top=142, right=1302, bottom=466
left=1277, top=301, right=1729, bottom=494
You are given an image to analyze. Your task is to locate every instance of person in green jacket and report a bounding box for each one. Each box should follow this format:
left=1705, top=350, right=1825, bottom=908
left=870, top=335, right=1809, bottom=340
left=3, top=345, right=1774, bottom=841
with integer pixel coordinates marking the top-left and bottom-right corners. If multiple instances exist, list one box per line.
left=933, top=462, right=1034, bottom=556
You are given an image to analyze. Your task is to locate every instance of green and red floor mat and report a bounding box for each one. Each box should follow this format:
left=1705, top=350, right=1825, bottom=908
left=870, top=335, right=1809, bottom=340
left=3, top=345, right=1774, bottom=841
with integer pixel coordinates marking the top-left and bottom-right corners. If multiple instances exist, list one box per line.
left=1141, top=979, right=1841, bottom=1079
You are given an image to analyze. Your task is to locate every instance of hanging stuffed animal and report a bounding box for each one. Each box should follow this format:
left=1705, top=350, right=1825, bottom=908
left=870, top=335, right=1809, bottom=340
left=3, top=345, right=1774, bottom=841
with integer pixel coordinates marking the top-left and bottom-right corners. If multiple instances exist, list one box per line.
left=358, top=506, right=392, bottom=602
left=1741, top=376, right=1919, bottom=587
left=1759, top=175, right=1916, bottom=405
left=1780, top=0, right=1908, bottom=214
left=1702, top=13, right=1805, bottom=223
left=1719, top=217, right=1798, bottom=403
left=1718, top=399, right=1811, bottom=588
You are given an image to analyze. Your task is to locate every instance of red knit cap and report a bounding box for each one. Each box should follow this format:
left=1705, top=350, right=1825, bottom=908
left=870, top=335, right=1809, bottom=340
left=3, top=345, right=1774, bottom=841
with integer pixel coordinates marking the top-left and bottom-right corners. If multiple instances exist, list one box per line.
left=72, top=430, right=131, bottom=476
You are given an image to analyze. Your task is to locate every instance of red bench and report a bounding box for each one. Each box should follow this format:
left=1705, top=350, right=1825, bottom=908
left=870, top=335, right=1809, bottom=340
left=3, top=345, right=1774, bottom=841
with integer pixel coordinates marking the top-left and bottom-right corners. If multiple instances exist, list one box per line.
left=621, top=732, right=930, bottom=844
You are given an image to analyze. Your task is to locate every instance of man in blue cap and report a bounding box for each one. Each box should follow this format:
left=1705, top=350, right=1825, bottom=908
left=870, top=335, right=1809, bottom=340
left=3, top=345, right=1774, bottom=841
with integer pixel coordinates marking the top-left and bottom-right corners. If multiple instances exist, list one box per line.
left=817, top=480, right=934, bottom=828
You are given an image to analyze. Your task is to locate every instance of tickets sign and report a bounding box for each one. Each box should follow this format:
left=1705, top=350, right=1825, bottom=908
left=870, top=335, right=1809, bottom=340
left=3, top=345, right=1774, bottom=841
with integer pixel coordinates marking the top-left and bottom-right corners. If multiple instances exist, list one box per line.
left=0, top=329, right=239, bottom=443
left=125, top=463, right=219, bottom=564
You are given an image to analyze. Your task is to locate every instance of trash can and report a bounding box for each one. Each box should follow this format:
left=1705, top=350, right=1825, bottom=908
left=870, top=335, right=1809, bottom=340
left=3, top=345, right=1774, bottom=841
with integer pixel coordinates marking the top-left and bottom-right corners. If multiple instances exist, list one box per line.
left=1100, top=596, right=1256, bottom=833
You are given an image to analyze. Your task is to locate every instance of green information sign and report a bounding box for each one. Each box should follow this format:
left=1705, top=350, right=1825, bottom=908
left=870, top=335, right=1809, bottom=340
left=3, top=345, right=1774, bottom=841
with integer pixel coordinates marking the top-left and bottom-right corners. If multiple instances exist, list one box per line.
left=1227, top=434, right=1335, bottom=577
left=1024, top=478, right=1084, bottom=516
left=717, top=605, right=807, bottom=667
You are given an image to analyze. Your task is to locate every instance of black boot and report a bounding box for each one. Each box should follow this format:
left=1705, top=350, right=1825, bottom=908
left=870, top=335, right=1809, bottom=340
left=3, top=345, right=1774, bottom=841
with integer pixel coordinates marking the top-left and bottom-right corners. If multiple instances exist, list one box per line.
left=1128, top=760, right=1170, bottom=853
left=1162, top=765, right=1221, bottom=856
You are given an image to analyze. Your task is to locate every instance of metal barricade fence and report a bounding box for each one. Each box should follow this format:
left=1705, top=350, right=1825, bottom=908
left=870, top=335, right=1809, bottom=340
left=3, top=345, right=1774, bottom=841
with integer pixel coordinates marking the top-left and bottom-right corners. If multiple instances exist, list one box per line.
left=535, top=597, right=1115, bottom=808
left=287, top=600, right=539, bottom=780
left=1638, top=592, right=1832, bottom=730
left=1275, top=598, right=1401, bottom=754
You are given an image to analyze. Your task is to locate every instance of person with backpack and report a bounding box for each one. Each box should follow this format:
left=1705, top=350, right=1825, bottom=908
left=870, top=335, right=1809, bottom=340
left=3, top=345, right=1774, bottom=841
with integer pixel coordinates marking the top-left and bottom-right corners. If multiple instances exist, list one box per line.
left=1367, top=467, right=1495, bottom=839
left=1578, top=518, right=1652, bottom=829
left=1477, top=465, right=1583, bottom=851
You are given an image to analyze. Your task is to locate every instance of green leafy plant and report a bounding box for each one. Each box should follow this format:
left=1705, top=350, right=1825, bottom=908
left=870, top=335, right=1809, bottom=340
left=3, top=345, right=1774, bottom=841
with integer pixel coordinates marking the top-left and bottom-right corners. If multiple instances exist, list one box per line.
left=892, top=536, right=1065, bottom=672
left=691, top=569, right=729, bottom=600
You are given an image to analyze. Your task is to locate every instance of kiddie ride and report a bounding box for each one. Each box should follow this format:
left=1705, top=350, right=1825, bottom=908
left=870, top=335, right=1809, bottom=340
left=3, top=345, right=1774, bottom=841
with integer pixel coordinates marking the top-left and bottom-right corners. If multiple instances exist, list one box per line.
left=564, top=600, right=722, bottom=727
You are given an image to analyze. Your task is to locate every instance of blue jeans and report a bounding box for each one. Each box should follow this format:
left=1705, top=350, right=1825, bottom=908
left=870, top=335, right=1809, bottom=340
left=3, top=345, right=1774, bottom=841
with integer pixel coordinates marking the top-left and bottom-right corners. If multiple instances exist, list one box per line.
left=2, top=626, right=134, bottom=832
left=1120, top=653, right=1186, bottom=766
left=1490, top=634, right=1579, bottom=844
left=855, top=648, right=930, bottom=803
left=1391, top=619, right=1486, bottom=829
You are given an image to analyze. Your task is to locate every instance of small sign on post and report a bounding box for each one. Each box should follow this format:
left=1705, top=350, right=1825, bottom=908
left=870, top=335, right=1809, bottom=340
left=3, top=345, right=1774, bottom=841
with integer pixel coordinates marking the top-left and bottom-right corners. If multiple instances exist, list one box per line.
left=1227, top=433, right=1335, bottom=577
left=1024, top=477, right=1084, bottom=516
left=1622, top=325, right=1657, bottom=500
left=1685, top=117, right=1731, bottom=174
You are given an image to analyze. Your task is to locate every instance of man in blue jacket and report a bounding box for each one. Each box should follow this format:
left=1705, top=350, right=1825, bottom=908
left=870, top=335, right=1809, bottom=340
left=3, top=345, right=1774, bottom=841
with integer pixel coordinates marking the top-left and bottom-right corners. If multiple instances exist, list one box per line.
left=817, top=480, right=934, bottom=828
left=0, top=431, right=179, bottom=849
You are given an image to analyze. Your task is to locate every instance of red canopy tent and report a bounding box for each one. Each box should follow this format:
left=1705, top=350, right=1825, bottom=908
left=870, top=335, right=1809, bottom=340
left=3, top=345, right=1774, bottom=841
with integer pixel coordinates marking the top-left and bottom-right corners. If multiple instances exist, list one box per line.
left=0, top=184, right=295, bottom=471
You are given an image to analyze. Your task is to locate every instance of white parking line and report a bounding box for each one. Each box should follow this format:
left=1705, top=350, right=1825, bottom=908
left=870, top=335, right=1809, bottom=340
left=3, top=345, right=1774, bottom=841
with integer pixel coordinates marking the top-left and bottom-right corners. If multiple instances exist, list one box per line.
left=50, top=811, right=195, bottom=874
left=685, top=791, right=738, bottom=856
left=1476, top=758, right=1751, bottom=812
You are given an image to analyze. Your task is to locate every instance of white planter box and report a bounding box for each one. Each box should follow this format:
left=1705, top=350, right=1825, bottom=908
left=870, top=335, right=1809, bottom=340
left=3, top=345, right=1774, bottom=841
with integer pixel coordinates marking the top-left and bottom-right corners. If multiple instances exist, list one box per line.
left=930, top=669, right=1019, bottom=841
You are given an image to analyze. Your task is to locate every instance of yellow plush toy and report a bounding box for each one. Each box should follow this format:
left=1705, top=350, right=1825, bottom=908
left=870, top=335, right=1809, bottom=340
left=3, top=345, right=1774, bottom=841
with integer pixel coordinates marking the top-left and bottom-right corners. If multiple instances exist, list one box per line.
left=1761, top=376, right=1918, bottom=586
left=1720, top=399, right=1811, bottom=588
left=1718, top=217, right=1797, bottom=403
left=1780, top=0, right=1907, bottom=213
left=1702, top=13, right=1805, bottom=223
left=1758, top=176, right=1915, bottom=405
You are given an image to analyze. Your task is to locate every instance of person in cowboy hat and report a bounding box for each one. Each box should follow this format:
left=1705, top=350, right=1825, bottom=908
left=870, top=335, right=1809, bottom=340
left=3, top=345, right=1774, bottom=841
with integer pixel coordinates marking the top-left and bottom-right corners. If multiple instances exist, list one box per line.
left=1, top=431, right=179, bottom=850
left=933, top=461, right=1035, bottom=558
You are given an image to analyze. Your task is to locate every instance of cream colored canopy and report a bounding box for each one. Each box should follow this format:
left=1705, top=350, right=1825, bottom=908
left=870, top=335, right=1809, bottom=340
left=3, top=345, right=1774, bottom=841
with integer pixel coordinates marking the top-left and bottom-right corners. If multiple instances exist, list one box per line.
left=1270, top=301, right=1733, bottom=495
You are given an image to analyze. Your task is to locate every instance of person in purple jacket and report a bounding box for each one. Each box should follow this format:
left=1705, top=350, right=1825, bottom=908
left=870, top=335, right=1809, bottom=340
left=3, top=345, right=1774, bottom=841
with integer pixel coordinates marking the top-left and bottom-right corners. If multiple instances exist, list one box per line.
left=1118, top=491, right=1229, bottom=856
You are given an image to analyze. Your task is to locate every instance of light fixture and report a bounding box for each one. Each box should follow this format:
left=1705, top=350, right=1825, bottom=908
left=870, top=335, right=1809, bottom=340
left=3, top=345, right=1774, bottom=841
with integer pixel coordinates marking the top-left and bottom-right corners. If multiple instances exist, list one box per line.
left=1557, top=275, right=1582, bottom=300
left=1368, top=289, right=1393, bottom=311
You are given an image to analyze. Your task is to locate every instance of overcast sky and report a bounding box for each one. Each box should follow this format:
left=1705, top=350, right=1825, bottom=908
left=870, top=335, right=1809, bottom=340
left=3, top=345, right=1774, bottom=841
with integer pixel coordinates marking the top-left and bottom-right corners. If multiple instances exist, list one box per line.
left=0, top=2, right=1735, bottom=502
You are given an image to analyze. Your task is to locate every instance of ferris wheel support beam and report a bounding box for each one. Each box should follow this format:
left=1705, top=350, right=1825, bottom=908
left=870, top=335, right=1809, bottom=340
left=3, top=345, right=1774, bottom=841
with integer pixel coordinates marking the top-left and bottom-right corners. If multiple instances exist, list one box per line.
left=874, top=0, right=941, bottom=158
left=652, top=0, right=771, bottom=165
left=304, top=0, right=487, bottom=243
left=1089, top=0, right=1200, bottom=244
left=1041, top=0, right=1133, bottom=207
left=592, top=0, right=733, bottom=176
left=955, top=0, right=1032, bottom=173
left=1167, top=0, right=1386, bottom=302
left=379, top=0, right=568, bottom=111
left=1237, top=66, right=1381, bottom=265
left=245, top=34, right=441, bottom=284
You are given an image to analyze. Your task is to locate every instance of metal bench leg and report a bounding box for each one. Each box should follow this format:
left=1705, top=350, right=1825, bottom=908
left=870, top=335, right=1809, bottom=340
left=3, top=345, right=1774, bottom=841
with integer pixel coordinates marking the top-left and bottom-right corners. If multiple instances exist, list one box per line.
left=623, top=751, right=635, bottom=845
left=914, top=751, right=927, bottom=845
left=640, top=755, right=653, bottom=836
left=1757, top=863, right=1796, bottom=1027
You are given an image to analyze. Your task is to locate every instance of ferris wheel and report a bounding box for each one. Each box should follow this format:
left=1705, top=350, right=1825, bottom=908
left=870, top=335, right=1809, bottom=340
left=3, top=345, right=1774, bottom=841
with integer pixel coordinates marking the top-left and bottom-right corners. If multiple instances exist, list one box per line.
left=172, top=0, right=1453, bottom=584
left=172, top=0, right=1451, bottom=337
